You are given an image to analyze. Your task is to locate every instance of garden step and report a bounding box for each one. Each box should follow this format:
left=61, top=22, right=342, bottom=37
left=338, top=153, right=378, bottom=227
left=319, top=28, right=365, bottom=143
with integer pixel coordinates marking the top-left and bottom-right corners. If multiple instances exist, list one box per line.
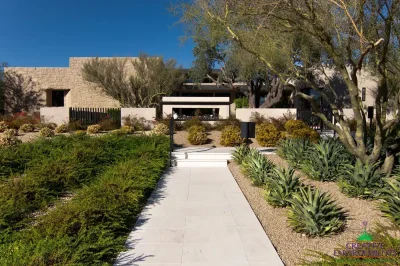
left=172, top=158, right=227, bottom=167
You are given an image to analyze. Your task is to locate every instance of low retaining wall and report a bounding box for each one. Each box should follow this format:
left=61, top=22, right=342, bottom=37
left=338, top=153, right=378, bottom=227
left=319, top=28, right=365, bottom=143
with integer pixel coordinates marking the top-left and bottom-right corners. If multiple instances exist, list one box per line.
left=236, top=108, right=297, bottom=122
left=40, top=107, right=69, bottom=125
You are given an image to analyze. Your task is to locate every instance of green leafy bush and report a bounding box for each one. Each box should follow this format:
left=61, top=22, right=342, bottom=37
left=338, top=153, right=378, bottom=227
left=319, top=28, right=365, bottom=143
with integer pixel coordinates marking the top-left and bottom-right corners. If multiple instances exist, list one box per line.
left=379, top=178, right=400, bottom=225
left=284, top=120, right=307, bottom=133
left=0, top=121, right=8, bottom=132
left=241, top=148, right=275, bottom=186
left=265, top=167, right=301, bottom=207
left=54, top=124, right=69, bottom=133
left=288, top=186, right=347, bottom=236
left=87, top=124, right=101, bottom=134
left=301, top=138, right=352, bottom=181
left=153, top=123, right=169, bottom=135
left=0, top=131, right=21, bottom=147
left=121, top=125, right=135, bottom=134
left=234, top=97, right=249, bottom=108
left=277, top=138, right=312, bottom=168
left=290, top=127, right=320, bottom=143
left=256, top=123, right=283, bottom=147
left=338, top=159, right=384, bottom=199
left=220, top=125, right=243, bottom=147
left=99, top=118, right=119, bottom=131
left=19, top=123, right=35, bottom=133
left=39, top=127, right=55, bottom=137
left=232, top=145, right=250, bottom=165
left=0, top=137, right=169, bottom=265
left=188, top=126, right=207, bottom=145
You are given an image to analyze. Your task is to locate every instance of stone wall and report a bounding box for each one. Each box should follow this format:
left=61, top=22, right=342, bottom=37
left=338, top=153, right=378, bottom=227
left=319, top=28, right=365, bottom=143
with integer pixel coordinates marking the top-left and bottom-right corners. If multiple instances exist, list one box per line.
left=4, top=57, right=124, bottom=108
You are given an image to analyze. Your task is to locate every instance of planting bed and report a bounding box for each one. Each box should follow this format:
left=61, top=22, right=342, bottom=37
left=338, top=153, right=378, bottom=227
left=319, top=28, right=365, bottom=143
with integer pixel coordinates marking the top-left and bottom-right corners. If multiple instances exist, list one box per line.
left=228, top=155, right=390, bottom=266
left=0, top=134, right=169, bottom=265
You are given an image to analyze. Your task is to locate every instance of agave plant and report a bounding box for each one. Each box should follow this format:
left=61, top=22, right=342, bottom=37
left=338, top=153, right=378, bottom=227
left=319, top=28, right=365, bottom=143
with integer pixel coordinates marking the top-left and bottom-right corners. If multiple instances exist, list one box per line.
left=277, top=138, right=311, bottom=168
left=265, top=167, right=301, bottom=207
left=241, top=148, right=275, bottom=186
left=287, top=186, right=347, bottom=236
left=301, top=138, right=352, bottom=181
left=338, top=159, right=384, bottom=199
left=379, top=178, right=400, bottom=225
left=232, top=145, right=250, bottom=165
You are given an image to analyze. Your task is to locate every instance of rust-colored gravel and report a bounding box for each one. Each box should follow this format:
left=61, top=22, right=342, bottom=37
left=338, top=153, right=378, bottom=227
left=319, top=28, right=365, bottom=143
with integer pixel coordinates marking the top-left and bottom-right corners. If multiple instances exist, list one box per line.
left=228, top=155, right=391, bottom=266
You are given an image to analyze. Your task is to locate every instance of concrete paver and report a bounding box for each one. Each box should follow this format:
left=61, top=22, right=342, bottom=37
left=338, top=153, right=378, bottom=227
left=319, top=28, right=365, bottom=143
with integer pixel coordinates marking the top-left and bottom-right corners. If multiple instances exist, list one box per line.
left=114, top=167, right=284, bottom=266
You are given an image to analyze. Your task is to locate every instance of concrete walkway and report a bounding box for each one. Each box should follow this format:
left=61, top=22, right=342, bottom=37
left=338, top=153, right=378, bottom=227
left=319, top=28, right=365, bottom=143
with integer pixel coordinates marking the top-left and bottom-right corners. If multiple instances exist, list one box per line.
left=115, top=167, right=284, bottom=266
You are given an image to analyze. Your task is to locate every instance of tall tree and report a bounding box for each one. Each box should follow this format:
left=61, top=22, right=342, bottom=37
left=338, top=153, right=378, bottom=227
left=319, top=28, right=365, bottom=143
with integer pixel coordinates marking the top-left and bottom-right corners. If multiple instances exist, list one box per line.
left=176, top=0, right=400, bottom=173
left=186, top=21, right=289, bottom=108
left=82, top=54, right=185, bottom=108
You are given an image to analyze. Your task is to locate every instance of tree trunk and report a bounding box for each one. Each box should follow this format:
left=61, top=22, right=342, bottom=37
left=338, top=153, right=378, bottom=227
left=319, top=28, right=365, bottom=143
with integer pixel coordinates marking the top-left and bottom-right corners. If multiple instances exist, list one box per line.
left=382, top=154, right=394, bottom=177
left=259, top=76, right=284, bottom=108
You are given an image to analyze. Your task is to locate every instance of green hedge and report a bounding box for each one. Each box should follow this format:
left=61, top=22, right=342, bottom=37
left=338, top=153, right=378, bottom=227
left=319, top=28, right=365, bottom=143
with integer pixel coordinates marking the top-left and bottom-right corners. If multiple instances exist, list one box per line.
left=0, top=147, right=168, bottom=265
left=0, top=134, right=169, bottom=239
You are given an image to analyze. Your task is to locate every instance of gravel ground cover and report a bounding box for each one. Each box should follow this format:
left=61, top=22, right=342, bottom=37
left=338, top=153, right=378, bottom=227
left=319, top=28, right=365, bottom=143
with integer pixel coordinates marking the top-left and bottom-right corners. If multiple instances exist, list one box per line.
left=228, top=154, right=390, bottom=266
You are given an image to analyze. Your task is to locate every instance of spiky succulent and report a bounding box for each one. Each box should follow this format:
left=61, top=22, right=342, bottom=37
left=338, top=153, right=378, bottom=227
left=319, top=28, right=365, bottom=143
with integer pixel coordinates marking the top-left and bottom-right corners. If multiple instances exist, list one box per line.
left=265, top=167, right=301, bottom=207
left=241, top=148, right=275, bottom=186
left=288, top=186, right=346, bottom=236
left=232, top=145, right=250, bottom=165
left=277, top=138, right=311, bottom=168
left=338, top=159, right=384, bottom=199
left=301, top=138, right=352, bottom=181
left=379, top=178, right=400, bottom=225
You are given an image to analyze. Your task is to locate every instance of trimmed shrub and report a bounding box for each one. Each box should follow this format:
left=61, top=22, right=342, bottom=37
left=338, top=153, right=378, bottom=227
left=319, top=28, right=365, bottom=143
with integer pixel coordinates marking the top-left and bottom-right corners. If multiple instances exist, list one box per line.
left=0, top=121, right=8, bottom=132
left=291, top=127, right=320, bottom=142
left=220, top=125, right=243, bottom=147
left=284, top=120, right=307, bottom=133
left=265, top=167, right=301, bottom=207
left=39, top=127, right=55, bottom=137
left=187, top=125, right=207, bottom=145
left=338, top=159, right=384, bottom=199
left=288, top=186, right=347, bottom=236
left=153, top=123, right=169, bottom=135
left=54, top=124, right=69, bottom=133
left=0, top=132, right=21, bottom=147
left=36, top=122, right=57, bottom=130
left=256, top=123, right=282, bottom=147
left=188, top=131, right=208, bottom=145
left=87, top=124, right=101, bottom=134
left=19, top=123, right=35, bottom=133
left=74, top=130, right=87, bottom=136
left=121, top=125, right=135, bottom=134
left=67, top=120, right=86, bottom=131
left=99, top=118, right=119, bottom=131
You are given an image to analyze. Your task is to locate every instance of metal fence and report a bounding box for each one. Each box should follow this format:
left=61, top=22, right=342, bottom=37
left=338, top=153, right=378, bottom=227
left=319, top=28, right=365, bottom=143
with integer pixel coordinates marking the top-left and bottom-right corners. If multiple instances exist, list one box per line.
left=296, top=106, right=333, bottom=132
left=69, top=107, right=121, bottom=126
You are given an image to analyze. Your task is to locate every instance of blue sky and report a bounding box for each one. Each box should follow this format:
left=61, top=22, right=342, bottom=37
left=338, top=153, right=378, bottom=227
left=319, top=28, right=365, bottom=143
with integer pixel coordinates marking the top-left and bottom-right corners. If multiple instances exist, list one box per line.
left=0, top=0, right=194, bottom=68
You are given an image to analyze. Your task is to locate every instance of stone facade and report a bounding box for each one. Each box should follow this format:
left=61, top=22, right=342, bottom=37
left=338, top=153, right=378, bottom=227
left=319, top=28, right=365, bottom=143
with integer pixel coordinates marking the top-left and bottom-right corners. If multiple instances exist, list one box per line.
left=4, top=57, right=121, bottom=108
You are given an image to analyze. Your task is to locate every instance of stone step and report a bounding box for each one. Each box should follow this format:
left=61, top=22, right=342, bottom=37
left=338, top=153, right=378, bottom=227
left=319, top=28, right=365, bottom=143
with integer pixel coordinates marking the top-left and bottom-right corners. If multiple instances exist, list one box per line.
left=172, top=158, right=227, bottom=167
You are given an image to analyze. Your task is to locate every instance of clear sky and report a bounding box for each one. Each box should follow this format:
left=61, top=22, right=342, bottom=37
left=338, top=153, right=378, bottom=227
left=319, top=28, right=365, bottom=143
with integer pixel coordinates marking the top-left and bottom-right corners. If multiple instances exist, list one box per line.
left=0, top=0, right=194, bottom=68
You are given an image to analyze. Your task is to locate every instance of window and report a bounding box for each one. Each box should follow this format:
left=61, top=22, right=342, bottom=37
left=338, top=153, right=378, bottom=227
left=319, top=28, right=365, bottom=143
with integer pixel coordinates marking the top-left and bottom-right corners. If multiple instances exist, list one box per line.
left=52, top=90, right=65, bottom=107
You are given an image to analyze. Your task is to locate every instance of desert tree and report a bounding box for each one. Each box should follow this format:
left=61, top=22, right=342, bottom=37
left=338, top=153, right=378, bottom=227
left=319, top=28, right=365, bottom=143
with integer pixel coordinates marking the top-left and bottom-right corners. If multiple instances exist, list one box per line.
left=81, top=54, right=185, bottom=109
left=175, top=0, right=400, bottom=173
left=185, top=18, right=290, bottom=108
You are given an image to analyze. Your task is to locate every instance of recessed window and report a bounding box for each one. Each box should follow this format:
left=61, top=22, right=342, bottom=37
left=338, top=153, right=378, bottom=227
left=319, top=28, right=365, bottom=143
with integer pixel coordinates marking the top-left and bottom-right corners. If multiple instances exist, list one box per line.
left=52, top=90, right=65, bottom=107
